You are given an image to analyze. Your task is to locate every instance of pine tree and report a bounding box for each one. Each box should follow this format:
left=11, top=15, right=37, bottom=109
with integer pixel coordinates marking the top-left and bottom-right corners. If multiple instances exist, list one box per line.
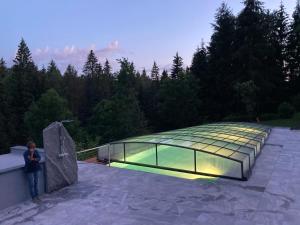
left=161, top=70, right=169, bottom=81
left=206, top=3, right=237, bottom=119
left=103, top=59, right=112, bottom=77
left=235, top=0, right=267, bottom=83
left=191, top=44, right=208, bottom=80
left=62, top=65, right=83, bottom=117
left=242, top=0, right=264, bottom=13
left=0, top=79, right=10, bottom=154
left=269, top=2, right=289, bottom=102
left=287, top=1, right=300, bottom=94
left=80, top=50, right=102, bottom=123
left=96, top=62, right=103, bottom=76
left=83, top=50, right=98, bottom=77
left=234, top=0, right=278, bottom=114
left=117, top=58, right=136, bottom=92
left=273, top=2, right=289, bottom=70
left=99, top=59, right=114, bottom=101
left=13, top=38, right=35, bottom=70
left=171, top=52, right=184, bottom=79
left=47, top=60, right=61, bottom=75
left=141, top=68, right=147, bottom=77
left=0, top=58, right=7, bottom=80
left=151, top=61, right=159, bottom=81
left=46, top=60, right=62, bottom=93
left=40, top=65, right=46, bottom=74
left=136, top=66, right=160, bottom=131
left=6, top=39, right=40, bottom=144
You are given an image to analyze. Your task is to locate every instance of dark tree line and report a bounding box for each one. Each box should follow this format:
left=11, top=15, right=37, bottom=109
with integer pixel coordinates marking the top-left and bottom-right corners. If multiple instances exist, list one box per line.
left=1, top=0, right=300, bottom=154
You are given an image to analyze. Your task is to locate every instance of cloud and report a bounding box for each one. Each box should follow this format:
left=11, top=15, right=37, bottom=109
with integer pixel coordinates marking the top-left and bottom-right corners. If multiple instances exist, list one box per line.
left=105, top=40, right=119, bottom=51
left=32, top=40, right=122, bottom=73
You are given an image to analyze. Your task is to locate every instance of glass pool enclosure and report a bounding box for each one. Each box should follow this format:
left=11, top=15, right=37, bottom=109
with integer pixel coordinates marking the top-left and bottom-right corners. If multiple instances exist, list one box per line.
left=100, top=122, right=271, bottom=181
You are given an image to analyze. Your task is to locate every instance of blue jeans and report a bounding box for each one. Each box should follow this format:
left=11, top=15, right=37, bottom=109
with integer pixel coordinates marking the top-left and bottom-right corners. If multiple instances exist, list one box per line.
left=27, top=171, right=39, bottom=199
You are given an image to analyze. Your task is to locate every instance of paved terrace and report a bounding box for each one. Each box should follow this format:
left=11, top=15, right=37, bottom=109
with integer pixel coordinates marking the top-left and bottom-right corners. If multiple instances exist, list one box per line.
left=1, top=128, right=300, bottom=225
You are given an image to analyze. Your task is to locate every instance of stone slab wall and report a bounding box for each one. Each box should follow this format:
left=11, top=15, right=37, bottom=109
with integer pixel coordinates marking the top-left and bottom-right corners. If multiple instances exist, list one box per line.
left=43, top=122, right=78, bottom=193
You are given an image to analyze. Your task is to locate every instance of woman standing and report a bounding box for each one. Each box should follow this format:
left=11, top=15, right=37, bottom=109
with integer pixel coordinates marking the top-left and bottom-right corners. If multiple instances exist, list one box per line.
left=23, top=141, right=41, bottom=203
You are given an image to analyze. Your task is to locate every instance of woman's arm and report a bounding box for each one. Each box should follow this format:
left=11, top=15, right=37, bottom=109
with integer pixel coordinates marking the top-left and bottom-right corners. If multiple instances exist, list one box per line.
left=34, top=151, right=41, bottom=162
left=23, top=151, right=30, bottom=164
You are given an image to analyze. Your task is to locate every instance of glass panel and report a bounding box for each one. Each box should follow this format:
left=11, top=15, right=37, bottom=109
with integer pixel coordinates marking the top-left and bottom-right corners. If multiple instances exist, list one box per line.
left=256, top=142, right=261, bottom=154
left=191, top=143, right=208, bottom=150
left=216, top=148, right=234, bottom=157
left=177, top=141, right=194, bottom=148
left=230, top=152, right=250, bottom=177
left=213, top=141, right=228, bottom=147
left=191, top=137, right=205, bottom=142
left=218, top=134, right=238, bottom=140
left=129, top=137, right=156, bottom=142
left=238, top=147, right=255, bottom=166
left=124, top=143, right=156, bottom=165
left=153, top=134, right=173, bottom=139
left=203, top=145, right=221, bottom=153
left=157, top=145, right=194, bottom=171
left=110, top=143, right=124, bottom=161
left=196, top=151, right=242, bottom=179
left=229, top=152, right=246, bottom=161
left=159, top=139, right=185, bottom=146
left=248, top=140, right=259, bottom=146
left=224, top=143, right=240, bottom=150
left=174, top=135, right=194, bottom=141
left=237, top=137, right=250, bottom=143
left=235, top=141, right=247, bottom=146
left=201, top=139, right=215, bottom=144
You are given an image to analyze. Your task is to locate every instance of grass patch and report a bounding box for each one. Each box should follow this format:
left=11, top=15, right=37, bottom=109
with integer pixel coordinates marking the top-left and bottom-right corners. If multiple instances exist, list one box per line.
left=262, top=112, right=300, bottom=128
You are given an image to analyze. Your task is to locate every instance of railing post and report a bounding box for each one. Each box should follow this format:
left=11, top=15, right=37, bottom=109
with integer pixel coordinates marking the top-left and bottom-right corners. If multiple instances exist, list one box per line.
left=155, top=144, right=158, bottom=166
left=123, top=143, right=126, bottom=162
left=108, top=145, right=111, bottom=167
left=241, top=162, right=244, bottom=180
left=194, top=150, right=197, bottom=172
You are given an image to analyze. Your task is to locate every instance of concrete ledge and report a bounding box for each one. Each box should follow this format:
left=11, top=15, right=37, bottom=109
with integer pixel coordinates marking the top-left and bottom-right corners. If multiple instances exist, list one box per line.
left=0, top=146, right=45, bottom=174
left=0, top=146, right=45, bottom=210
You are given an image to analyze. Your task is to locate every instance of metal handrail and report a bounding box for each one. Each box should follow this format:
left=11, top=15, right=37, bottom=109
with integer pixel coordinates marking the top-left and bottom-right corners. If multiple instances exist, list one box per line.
left=76, top=147, right=99, bottom=154
left=76, top=147, right=99, bottom=161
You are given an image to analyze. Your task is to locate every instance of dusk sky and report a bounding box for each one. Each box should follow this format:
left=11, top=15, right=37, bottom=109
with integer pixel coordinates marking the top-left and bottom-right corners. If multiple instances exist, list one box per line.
left=1, top=0, right=298, bottom=73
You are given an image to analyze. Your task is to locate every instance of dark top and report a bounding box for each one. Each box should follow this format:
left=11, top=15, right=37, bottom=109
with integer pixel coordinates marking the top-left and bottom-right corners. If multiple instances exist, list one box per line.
left=23, top=150, right=41, bottom=173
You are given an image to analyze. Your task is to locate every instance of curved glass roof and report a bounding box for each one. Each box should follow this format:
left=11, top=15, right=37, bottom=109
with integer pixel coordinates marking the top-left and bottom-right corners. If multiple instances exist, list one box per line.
left=108, top=122, right=271, bottom=180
